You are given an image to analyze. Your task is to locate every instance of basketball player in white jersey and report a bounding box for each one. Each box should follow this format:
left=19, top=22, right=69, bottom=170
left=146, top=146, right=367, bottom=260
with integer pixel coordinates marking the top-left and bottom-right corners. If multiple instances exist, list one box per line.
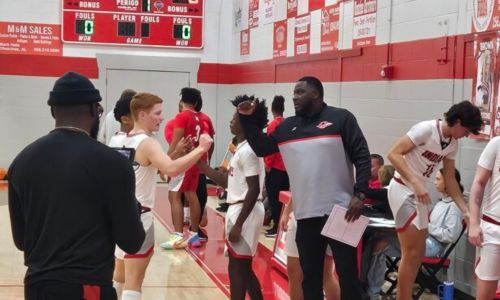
left=469, top=136, right=500, bottom=300
left=109, top=92, right=212, bottom=300
left=198, top=95, right=266, bottom=300
left=387, top=101, right=482, bottom=300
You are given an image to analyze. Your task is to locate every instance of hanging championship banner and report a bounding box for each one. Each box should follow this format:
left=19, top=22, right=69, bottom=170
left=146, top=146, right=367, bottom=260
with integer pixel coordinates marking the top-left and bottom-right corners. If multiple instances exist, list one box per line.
left=472, top=33, right=496, bottom=139
left=353, top=0, right=377, bottom=48
left=273, top=19, right=288, bottom=58
left=472, top=0, right=497, bottom=32
left=493, top=34, right=500, bottom=136
left=249, top=0, right=259, bottom=28
left=320, top=3, right=340, bottom=52
left=262, top=0, right=275, bottom=25
left=294, top=13, right=310, bottom=56
left=287, top=0, right=298, bottom=18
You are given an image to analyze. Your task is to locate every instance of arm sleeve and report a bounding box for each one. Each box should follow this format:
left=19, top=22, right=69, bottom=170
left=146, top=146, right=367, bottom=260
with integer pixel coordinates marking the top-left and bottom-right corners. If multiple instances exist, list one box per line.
left=478, top=137, right=500, bottom=170
left=7, top=162, right=25, bottom=251
left=340, top=111, right=371, bottom=194
left=105, top=157, right=145, bottom=254
left=238, top=113, right=280, bottom=157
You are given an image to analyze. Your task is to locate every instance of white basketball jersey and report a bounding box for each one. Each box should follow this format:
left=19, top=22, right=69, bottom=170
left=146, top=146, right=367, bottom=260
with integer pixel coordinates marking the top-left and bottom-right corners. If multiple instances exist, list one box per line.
left=109, top=132, right=157, bottom=208
left=397, top=120, right=458, bottom=185
left=226, top=141, right=265, bottom=204
left=477, top=136, right=500, bottom=221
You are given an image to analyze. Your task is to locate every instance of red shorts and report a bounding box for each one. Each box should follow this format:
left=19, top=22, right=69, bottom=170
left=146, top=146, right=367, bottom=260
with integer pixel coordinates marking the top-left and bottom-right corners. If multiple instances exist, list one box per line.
left=169, top=165, right=200, bottom=192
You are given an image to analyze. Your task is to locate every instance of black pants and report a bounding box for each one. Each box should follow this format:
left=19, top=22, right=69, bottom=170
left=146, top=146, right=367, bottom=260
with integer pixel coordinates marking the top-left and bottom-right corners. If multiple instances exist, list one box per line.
left=264, top=168, right=289, bottom=227
left=296, top=217, right=363, bottom=300
left=25, top=280, right=117, bottom=300
left=197, top=174, right=207, bottom=221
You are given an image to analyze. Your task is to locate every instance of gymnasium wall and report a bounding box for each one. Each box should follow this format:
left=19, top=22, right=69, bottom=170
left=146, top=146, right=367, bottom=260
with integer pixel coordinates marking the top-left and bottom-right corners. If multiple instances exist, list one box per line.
left=0, top=0, right=490, bottom=295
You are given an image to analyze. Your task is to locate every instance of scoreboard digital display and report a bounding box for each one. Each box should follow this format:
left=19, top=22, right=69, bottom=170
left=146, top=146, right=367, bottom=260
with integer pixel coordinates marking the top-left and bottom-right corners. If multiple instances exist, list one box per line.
left=62, top=0, right=203, bottom=48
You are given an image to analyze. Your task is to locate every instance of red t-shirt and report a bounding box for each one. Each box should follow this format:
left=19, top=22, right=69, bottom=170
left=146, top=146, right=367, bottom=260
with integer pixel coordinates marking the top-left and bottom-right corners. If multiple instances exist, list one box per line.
left=264, top=117, right=286, bottom=171
left=164, top=119, right=175, bottom=145
left=198, top=111, right=215, bottom=138
left=172, top=109, right=204, bottom=145
left=198, top=111, right=215, bottom=163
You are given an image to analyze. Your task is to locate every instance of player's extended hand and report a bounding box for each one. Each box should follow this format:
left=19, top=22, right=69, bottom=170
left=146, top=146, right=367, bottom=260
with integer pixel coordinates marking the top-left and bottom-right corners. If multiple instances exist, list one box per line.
left=412, top=181, right=431, bottom=205
left=345, top=196, right=364, bottom=222
left=237, top=100, right=257, bottom=115
left=468, top=224, right=483, bottom=247
left=197, top=134, right=213, bottom=153
left=228, top=225, right=242, bottom=243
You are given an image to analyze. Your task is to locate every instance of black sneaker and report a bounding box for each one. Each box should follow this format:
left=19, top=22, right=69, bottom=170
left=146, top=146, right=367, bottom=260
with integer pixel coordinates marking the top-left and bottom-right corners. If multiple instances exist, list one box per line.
left=198, top=229, right=208, bottom=241
left=216, top=203, right=229, bottom=212
left=265, top=227, right=277, bottom=238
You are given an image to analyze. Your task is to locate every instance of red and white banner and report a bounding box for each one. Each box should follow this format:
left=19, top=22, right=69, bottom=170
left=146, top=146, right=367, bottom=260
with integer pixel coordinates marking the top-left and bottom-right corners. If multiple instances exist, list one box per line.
left=309, top=0, right=325, bottom=12
left=273, top=20, right=288, bottom=58
left=240, top=29, right=250, bottom=55
left=353, top=0, right=377, bottom=48
left=493, top=34, right=500, bottom=137
left=472, top=33, right=496, bottom=139
left=320, top=3, right=340, bottom=53
left=472, top=0, right=499, bottom=32
left=262, top=0, right=275, bottom=25
left=294, top=14, right=310, bottom=56
left=249, top=0, right=259, bottom=29
left=287, top=0, right=298, bottom=18
left=0, top=22, right=62, bottom=56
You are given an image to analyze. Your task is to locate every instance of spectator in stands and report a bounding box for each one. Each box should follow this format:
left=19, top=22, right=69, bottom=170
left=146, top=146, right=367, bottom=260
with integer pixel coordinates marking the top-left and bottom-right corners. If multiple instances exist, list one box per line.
left=264, top=95, right=290, bottom=237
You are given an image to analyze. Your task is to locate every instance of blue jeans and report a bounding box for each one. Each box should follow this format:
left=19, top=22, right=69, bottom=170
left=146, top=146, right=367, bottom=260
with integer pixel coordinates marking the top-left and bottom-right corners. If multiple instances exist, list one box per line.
left=365, top=232, right=400, bottom=298
left=425, top=236, right=445, bottom=257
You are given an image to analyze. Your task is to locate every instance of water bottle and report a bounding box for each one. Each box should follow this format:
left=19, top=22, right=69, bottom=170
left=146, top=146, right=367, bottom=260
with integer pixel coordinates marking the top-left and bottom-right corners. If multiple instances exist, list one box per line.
left=437, top=281, right=454, bottom=300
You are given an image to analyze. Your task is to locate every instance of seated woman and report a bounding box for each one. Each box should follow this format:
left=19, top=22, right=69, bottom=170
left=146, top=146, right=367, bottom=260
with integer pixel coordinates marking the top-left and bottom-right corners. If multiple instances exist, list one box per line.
left=363, top=167, right=464, bottom=300
left=426, top=168, right=464, bottom=257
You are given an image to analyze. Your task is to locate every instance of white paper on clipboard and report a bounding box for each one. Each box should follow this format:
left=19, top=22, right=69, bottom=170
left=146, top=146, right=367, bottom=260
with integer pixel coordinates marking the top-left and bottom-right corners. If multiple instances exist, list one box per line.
left=321, top=205, right=369, bottom=247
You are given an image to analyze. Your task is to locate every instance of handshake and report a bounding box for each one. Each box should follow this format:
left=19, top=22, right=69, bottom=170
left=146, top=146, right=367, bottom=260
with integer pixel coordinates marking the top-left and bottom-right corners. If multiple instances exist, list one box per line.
left=171, top=134, right=213, bottom=157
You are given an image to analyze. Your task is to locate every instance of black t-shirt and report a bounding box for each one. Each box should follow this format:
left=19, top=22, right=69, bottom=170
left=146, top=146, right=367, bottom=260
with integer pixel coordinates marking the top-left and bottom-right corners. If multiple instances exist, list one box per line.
left=8, top=129, right=145, bottom=286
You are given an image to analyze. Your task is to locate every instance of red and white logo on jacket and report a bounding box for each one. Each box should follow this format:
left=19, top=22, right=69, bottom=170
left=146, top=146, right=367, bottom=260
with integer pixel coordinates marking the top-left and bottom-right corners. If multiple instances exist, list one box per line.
left=317, top=121, right=333, bottom=129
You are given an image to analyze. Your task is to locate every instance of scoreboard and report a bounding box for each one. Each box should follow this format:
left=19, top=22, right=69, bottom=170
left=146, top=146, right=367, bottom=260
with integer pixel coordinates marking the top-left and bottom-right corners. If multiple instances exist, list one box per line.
left=62, top=0, right=203, bottom=48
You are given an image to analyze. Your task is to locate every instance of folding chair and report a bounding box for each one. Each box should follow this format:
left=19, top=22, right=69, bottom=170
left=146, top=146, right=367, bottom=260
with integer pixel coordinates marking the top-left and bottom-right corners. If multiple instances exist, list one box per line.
left=412, top=222, right=467, bottom=299
left=384, top=255, right=400, bottom=296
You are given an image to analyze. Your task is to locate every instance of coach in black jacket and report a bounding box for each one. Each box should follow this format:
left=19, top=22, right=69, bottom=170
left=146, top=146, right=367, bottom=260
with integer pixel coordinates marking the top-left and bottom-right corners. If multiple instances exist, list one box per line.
left=237, top=76, right=371, bottom=300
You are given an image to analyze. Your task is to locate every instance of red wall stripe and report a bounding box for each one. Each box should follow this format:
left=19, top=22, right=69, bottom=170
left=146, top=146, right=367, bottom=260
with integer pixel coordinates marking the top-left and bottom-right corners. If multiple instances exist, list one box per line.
left=0, top=35, right=475, bottom=84
left=0, top=54, right=98, bottom=78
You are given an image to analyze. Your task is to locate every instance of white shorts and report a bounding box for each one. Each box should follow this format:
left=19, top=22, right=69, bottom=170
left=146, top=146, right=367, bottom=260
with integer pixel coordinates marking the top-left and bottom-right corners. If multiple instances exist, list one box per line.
left=475, top=217, right=500, bottom=281
left=284, top=213, right=332, bottom=258
left=225, top=201, right=265, bottom=259
left=115, top=211, right=155, bottom=259
left=388, top=178, right=429, bottom=232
